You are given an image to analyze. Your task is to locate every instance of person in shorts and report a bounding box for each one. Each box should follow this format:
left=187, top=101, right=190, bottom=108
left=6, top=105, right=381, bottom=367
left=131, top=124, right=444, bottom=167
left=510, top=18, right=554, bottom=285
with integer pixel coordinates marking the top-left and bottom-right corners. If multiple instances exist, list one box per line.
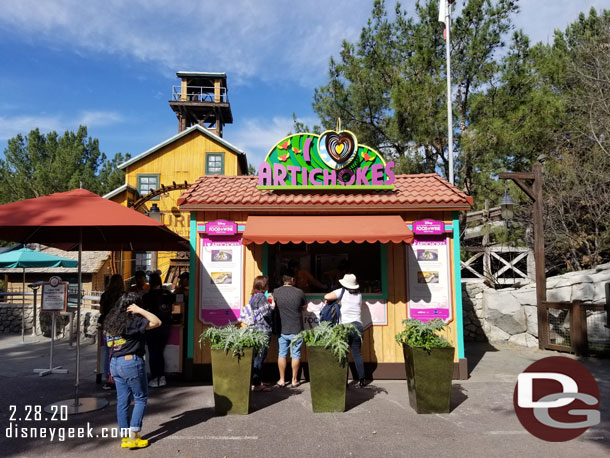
left=273, top=272, right=306, bottom=387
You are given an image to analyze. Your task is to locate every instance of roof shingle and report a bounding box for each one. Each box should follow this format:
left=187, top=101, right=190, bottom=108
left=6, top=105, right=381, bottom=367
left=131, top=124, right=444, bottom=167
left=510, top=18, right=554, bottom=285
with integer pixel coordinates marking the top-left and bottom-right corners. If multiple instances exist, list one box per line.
left=177, top=174, right=473, bottom=211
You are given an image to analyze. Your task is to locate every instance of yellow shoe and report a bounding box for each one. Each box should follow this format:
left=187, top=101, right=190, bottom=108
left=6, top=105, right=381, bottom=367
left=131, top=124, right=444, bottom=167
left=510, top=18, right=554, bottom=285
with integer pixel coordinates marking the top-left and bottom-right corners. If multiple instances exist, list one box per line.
left=121, top=434, right=148, bottom=448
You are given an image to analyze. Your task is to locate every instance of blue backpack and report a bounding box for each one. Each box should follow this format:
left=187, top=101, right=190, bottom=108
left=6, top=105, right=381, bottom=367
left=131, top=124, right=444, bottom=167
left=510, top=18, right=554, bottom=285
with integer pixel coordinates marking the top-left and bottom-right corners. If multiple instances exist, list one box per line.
left=320, top=289, right=344, bottom=325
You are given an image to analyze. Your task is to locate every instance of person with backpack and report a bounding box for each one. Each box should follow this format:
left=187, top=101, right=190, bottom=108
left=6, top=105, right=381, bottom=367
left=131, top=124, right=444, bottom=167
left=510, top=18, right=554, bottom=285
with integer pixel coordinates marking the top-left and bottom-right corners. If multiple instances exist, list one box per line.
left=247, top=275, right=275, bottom=391
left=323, top=273, right=366, bottom=388
left=104, top=292, right=161, bottom=449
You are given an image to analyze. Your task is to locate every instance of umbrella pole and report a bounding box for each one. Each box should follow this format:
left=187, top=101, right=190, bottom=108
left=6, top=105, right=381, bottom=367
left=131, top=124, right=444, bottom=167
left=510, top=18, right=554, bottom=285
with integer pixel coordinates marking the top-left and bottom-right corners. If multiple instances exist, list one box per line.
left=75, top=230, right=82, bottom=405
left=43, top=230, right=108, bottom=415
left=22, top=267, right=25, bottom=342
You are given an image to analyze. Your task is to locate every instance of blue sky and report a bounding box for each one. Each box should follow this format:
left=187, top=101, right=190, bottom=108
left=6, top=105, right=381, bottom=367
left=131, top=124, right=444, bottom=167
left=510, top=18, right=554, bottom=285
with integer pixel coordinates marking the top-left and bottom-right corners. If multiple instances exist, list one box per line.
left=0, top=0, right=606, bottom=170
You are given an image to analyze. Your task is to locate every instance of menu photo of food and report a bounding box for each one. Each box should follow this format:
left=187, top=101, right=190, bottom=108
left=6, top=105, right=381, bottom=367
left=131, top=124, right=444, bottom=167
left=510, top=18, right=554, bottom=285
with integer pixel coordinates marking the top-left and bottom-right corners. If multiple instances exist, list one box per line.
left=211, top=249, right=233, bottom=262
left=210, top=272, right=233, bottom=285
left=417, top=271, right=440, bottom=284
left=416, top=249, right=438, bottom=262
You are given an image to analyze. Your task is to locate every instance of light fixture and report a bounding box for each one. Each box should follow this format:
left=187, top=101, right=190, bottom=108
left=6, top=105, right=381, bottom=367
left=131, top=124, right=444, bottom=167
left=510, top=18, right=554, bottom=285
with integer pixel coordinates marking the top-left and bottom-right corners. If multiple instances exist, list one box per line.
left=500, top=188, right=515, bottom=227
left=147, top=203, right=162, bottom=223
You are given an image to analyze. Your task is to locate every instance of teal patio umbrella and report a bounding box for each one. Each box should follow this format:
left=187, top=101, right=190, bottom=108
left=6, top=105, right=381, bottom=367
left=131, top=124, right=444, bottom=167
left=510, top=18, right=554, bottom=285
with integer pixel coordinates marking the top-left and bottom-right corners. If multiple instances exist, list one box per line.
left=0, top=246, right=78, bottom=341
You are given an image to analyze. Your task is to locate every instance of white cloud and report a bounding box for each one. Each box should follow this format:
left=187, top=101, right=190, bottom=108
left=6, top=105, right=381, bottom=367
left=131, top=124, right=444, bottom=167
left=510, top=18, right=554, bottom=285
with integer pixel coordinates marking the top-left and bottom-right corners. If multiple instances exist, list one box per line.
left=0, top=0, right=372, bottom=87
left=0, top=110, right=123, bottom=140
left=78, top=111, right=123, bottom=127
left=514, top=0, right=607, bottom=45
left=0, top=115, right=63, bottom=140
left=227, top=115, right=319, bottom=165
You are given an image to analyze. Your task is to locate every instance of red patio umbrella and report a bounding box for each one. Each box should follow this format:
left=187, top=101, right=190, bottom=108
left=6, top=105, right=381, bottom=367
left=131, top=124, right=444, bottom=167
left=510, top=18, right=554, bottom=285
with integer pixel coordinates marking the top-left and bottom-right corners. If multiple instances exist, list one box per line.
left=0, top=189, right=188, bottom=413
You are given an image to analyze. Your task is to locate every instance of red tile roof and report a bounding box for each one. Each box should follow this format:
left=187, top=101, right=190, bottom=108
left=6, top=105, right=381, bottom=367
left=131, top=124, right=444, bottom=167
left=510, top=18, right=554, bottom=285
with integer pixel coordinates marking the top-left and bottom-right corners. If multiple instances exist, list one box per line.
left=177, top=174, right=473, bottom=212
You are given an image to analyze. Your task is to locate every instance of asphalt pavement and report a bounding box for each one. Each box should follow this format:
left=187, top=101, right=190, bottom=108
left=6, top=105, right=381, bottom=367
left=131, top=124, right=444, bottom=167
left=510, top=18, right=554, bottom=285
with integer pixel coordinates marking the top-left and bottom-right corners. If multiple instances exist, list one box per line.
left=0, top=334, right=608, bottom=458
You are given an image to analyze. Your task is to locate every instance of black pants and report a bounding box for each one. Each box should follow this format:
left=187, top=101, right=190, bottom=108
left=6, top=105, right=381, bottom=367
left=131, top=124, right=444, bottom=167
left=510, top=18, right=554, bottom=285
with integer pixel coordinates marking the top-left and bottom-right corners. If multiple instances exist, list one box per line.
left=348, top=321, right=365, bottom=381
left=146, top=326, right=170, bottom=379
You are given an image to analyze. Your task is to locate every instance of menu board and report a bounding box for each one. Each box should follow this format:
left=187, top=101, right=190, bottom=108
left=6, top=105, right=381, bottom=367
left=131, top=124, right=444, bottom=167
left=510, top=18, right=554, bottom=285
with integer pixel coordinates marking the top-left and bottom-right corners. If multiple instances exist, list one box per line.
left=41, top=278, right=68, bottom=312
left=407, top=235, right=453, bottom=323
left=199, top=235, right=243, bottom=326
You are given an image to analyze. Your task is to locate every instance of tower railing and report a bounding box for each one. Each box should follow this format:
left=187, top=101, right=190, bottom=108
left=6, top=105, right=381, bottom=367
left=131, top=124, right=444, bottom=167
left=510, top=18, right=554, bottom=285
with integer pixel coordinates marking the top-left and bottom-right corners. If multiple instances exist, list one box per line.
left=171, top=85, right=228, bottom=103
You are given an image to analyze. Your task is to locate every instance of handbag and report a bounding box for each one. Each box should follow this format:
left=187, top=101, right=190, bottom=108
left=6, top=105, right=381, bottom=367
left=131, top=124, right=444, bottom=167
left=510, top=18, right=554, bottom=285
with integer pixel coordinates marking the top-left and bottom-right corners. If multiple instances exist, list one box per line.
left=320, top=288, right=345, bottom=325
left=239, top=294, right=263, bottom=327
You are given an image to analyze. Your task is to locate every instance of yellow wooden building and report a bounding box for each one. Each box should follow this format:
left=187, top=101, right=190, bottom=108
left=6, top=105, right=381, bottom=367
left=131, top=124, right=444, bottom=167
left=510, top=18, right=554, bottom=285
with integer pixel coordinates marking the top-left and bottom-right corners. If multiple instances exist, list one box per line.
left=103, top=72, right=247, bottom=285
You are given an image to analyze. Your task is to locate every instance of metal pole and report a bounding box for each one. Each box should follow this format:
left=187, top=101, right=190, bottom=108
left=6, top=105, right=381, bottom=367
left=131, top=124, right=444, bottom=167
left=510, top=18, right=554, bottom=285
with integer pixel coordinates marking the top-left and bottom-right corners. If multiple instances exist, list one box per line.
left=50, top=312, right=55, bottom=368
left=22, top=268, right=25, bottom=342
left=75, top=229, right=82, bottom=405
left=445, top=1, right=454, bottom=185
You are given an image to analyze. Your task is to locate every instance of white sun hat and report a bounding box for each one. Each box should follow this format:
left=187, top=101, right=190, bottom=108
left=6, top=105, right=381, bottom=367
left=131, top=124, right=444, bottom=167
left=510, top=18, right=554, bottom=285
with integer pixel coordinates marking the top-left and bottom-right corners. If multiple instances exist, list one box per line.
left=339, top=273, right=359, bottom=290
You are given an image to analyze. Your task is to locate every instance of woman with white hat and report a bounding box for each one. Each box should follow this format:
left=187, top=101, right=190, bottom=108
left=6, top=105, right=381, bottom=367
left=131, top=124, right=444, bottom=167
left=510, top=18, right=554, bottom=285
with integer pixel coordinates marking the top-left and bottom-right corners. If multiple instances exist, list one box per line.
left=323, top=273, right=366, bottom=387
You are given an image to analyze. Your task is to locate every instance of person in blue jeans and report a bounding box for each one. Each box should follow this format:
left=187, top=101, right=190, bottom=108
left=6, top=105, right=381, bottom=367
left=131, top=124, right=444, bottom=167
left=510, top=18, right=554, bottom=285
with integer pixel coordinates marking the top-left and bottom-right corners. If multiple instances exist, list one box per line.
left=104, top=292, right=161, bottom=449
left=273, top=272, right=307, bottom=387
left=247, top=275, right=275, bottom=391
left=324, top=273, right=366, bottom=387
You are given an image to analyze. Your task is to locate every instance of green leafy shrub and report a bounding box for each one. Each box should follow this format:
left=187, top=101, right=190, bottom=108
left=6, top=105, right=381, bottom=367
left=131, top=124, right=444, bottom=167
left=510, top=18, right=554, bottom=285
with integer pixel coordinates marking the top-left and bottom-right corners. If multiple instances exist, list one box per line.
left=200, top=325, right=269, bottom=358
left=395, top=319, right=451, bottom=351
left=293, top=322, right=360, bottom=364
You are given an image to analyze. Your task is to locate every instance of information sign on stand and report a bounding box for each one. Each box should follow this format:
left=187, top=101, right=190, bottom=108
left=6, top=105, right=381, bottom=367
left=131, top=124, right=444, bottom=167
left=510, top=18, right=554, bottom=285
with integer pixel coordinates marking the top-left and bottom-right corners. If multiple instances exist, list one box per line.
left=35, top=276, right=69, bottom=377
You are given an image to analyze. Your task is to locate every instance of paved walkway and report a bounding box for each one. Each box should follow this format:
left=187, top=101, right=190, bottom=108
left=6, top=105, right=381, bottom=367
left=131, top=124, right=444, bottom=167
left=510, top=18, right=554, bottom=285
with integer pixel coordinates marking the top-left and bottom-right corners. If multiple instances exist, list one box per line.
left=0, top=334, right=608, bottom=457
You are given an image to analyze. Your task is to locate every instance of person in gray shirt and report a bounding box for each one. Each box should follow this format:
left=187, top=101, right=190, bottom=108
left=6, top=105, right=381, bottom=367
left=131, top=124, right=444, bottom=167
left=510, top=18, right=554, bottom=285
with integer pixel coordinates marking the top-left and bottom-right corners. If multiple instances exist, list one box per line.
left=273, top=272, right=306, bottom=387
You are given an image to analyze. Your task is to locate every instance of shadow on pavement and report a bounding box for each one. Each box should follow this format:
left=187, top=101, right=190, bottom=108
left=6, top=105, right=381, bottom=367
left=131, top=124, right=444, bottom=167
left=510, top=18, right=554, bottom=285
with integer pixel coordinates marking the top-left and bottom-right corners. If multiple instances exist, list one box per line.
left=450, top=383, right=468, bottom=412
left=250, top=384, right=303, bottom=412
left=465, top=341, right=499, bottom=377
left=143, top=406, right=216, bottom=444
left=345, top=383, right=388, bottom=411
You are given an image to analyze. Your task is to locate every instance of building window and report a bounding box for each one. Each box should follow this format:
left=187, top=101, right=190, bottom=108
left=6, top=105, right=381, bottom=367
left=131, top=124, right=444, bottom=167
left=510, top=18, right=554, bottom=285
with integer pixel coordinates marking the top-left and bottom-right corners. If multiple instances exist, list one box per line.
left=135, top=251, right=153, bottom=273
left=137, top=174, right=160, bottom=200
left=206, top=153, right=224, bottom=175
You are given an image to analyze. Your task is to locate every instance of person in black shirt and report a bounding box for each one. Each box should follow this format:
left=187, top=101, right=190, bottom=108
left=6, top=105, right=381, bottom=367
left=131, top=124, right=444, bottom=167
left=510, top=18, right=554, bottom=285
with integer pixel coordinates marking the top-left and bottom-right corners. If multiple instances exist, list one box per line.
left=104, top=292, right=161, bottom=449
left=99, top=274, right=124, bottom=390
left=273, top=272, right=306, bottom=387
left=142, top=272, right=173, bottom=388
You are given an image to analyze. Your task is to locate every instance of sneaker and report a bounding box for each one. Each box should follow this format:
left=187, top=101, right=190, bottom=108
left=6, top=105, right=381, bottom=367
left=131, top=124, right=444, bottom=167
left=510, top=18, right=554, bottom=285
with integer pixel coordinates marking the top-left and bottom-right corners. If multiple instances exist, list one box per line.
left=121, top=434, right=148, bottom=449
left=102, top=382, right=115, bottom=390
left=158, top=375, right=167, bottom=387
left=148, top=378, right=159, bottom=388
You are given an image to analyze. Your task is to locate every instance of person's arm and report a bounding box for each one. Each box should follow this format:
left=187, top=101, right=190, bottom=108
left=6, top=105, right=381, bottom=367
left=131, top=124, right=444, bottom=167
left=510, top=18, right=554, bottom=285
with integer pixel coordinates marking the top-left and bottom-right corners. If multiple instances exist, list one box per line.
left=127, top=304, right=161, bottom=329
left=324, top=291, right=338, bottom=302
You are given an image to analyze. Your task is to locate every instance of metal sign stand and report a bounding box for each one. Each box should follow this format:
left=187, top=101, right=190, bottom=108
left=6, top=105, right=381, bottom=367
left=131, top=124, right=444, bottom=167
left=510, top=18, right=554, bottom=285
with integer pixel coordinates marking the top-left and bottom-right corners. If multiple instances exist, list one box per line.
left=34, top=312, right=68, bottom=377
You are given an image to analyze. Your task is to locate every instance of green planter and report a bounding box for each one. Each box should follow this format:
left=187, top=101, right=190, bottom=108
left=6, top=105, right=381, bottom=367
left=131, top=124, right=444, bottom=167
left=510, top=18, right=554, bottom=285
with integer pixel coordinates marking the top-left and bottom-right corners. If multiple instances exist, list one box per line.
left=402, top=345, right=454, bottom=414
left=210, top=348, right=253, bottom=415
left=307, top=346, right=348, bottom=413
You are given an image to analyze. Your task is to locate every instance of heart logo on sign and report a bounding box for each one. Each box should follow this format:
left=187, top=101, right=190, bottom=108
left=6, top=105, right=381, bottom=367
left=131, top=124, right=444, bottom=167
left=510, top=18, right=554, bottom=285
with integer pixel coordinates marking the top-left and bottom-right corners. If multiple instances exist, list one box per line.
left=318, top=129, right=358, bottom=170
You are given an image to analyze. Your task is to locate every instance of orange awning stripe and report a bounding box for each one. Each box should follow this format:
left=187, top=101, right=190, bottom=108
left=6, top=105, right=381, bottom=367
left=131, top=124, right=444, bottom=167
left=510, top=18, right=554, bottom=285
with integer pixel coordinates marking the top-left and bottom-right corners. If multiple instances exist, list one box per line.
left=242, top=215, right=413, bottom=245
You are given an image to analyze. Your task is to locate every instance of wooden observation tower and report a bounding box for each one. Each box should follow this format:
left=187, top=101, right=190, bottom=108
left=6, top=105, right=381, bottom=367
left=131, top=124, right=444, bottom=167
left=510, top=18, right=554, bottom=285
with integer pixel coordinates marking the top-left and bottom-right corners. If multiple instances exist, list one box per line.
left=169, top=71, right=233, bottom=137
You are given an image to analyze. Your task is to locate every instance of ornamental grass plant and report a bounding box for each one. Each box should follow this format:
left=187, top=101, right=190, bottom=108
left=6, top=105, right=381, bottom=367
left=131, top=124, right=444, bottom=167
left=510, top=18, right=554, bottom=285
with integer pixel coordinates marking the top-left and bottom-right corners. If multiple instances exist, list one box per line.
left=395, top=318, right=451, bottom=351
left=293, top=321, right=360, bottom=364
left=200, top=325, right=269, bottom=358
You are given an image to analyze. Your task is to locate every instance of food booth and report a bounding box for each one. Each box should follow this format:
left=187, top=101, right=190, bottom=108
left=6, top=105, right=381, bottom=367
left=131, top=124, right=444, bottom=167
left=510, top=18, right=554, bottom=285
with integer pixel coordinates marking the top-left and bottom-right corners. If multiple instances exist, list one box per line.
left=177, top=130, right=472, bottom=380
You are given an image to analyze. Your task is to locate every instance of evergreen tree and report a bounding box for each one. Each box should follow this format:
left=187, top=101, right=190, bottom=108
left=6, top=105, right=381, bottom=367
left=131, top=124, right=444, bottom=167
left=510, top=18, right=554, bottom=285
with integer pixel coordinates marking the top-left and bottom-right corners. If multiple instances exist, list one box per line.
left=0, top=125, right=129, bottom=203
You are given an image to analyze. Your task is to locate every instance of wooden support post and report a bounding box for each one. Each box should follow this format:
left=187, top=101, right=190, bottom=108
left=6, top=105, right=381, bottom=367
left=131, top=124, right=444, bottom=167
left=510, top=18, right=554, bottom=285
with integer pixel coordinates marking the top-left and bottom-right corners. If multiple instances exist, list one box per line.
left=533, top=164, right=548, bottom=349
left=571, top=300, right=588, bottom=356
left=499, top=164, right=547, bottom=349
left=606, top=282, right=610, bottom=329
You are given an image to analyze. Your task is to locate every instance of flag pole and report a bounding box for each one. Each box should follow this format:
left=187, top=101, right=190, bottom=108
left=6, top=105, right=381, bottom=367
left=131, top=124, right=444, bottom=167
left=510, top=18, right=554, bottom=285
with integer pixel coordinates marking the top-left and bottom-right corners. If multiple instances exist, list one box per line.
left=445, top=0, right=454, bottom=185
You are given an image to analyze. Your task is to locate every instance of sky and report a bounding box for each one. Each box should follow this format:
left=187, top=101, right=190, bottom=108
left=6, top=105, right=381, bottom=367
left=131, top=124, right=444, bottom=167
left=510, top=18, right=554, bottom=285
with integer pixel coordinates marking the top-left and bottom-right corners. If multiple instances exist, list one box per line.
left=0, top=0, right=607, bottom=171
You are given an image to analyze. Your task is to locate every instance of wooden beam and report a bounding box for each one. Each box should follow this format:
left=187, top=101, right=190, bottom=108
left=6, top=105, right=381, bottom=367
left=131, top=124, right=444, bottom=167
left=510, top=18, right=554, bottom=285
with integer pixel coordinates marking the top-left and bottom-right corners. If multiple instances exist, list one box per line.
left=498, top=172, right=535, bottom=180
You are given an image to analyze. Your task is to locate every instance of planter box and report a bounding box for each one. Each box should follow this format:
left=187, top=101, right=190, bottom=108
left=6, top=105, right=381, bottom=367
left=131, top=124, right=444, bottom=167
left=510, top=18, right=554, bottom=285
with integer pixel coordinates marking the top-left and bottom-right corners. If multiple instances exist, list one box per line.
left=402, top=345, right=454, bottom=414
left=210, top=348, right=253, bottom=415
left=307, top=346, right=348, bottom=413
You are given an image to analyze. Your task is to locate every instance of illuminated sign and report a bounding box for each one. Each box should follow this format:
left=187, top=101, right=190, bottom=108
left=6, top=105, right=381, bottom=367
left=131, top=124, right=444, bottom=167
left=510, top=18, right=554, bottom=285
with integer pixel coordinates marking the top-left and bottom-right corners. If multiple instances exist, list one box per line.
left=257, top=128, right=395, bottom=190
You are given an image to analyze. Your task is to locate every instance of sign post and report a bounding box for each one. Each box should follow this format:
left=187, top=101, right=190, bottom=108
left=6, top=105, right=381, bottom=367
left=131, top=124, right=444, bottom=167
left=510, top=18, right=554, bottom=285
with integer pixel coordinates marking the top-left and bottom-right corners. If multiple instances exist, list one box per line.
left=34, top=276, right=69, bottom=377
